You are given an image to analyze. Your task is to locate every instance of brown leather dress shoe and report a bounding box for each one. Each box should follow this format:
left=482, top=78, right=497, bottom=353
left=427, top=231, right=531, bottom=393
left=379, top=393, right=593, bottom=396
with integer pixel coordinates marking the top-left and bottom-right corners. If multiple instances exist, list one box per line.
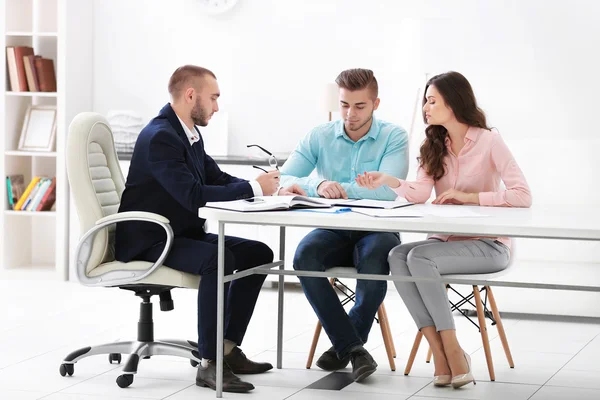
left=224, top=347, right=273, bottom=374
left=196, top=360, right=254, bottom=393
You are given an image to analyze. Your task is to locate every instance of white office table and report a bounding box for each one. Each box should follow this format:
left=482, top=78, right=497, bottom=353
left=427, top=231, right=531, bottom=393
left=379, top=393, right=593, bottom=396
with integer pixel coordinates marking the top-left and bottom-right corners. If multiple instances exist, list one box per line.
left=197, top=204, right=600, bottom=397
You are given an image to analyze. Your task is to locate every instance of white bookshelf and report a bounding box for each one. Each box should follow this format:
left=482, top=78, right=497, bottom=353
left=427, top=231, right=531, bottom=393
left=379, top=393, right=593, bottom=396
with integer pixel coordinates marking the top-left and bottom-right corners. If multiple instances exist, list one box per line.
left=6, top=91, right=58, bottom=97
left=0, top=0, right=93, bottom=280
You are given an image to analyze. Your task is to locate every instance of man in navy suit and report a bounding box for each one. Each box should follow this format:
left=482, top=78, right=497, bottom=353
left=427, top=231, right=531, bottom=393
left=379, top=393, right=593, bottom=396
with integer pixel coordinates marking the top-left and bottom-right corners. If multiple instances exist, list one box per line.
left=115, top=65, right=304, bottom=393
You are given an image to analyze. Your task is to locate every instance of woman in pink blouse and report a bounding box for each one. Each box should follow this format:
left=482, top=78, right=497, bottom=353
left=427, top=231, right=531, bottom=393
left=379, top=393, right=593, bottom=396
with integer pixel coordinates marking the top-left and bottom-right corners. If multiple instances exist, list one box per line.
left=356, top=71, right=531, bottom=389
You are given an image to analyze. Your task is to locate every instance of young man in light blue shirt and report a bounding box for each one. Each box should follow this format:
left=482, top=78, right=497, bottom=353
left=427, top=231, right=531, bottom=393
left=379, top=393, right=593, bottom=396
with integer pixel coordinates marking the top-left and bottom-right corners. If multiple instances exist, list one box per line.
left=280, top=69, right=409, bottom=381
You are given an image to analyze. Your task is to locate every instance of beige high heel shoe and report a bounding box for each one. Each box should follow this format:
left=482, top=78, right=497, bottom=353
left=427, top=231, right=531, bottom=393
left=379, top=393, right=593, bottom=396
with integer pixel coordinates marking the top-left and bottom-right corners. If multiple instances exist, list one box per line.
left=451, top=352, right=476, bottom=389
left=433, top=375, right=452, bottom=386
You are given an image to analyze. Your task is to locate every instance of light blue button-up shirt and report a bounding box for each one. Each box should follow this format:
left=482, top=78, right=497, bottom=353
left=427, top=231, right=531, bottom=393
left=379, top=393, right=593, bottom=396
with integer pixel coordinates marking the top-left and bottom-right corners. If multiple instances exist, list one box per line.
left=280, top=117, right=409, bottom=200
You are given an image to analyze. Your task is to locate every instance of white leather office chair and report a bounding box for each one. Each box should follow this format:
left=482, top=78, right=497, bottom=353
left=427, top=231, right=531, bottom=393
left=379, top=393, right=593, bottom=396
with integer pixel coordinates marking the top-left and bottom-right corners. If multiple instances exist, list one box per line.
left=403, top=243, right=517, bottom=381
left=60, top=112, right=201, bottom=388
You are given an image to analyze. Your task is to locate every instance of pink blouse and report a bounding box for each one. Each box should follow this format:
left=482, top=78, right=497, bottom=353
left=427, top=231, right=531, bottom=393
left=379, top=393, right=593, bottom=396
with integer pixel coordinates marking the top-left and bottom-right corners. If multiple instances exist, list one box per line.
left=392, top=127, right=532, bottom=247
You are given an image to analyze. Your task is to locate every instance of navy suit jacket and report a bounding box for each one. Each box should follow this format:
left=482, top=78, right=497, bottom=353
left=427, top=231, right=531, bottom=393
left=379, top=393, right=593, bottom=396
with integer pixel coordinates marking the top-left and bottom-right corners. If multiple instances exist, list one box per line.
left=115, top=103, right=253, bottom=262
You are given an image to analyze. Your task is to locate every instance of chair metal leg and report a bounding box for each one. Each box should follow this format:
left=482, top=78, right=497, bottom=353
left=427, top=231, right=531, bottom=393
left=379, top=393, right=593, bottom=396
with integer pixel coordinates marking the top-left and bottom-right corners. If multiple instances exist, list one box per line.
left=380, top=303, right=396, bottom=358
left=404, top=331, right=423, bottom=375
left=473, top=285, right=495, bottom=381
left=122, top=342, right=150, bottom=374
left=62, top=341, right=141, bottom=363
left=486, top=286, right=514, bottom=368
left=157, top=339, right=196, bottom=351
left=377, top=306, right=396, bottom=371
left=306, top=320, right=323, bottom=369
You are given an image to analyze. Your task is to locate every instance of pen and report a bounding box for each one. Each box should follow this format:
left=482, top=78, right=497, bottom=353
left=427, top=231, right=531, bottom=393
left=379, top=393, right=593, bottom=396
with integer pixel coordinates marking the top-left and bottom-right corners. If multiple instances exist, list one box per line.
left=335, top=208, right=352, bottom=213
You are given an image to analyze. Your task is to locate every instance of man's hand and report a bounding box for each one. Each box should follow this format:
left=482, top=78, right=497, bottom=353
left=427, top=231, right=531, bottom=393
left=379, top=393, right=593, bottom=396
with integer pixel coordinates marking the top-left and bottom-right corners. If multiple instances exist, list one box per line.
left=279, top=184, right=307, bottom=196
left=256, top=170, right=280, bottom=196
left=317, top=181, right=348, bottom=199
left=433, top=189, right=480, bottom=205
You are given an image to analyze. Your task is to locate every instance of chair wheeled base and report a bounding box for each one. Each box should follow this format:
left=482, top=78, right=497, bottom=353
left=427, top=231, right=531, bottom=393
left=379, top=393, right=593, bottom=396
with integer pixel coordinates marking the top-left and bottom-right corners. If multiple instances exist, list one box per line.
left=59, top=285, right=201, bottom=388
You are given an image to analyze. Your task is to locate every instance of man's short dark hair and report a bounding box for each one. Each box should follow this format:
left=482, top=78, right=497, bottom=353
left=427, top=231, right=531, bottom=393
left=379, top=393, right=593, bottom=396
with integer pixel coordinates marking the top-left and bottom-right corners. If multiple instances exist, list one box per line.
left=168, top=65, right=216, bottom=98
left=335, top=68, right=378, bottom=99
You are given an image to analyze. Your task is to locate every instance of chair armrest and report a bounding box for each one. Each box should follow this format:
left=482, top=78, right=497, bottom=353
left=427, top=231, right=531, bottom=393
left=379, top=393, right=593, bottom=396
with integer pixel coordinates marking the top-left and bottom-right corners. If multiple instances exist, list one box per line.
left=96, top=211, right=169, bottom=225
left=75, top=212, right=174, bottom=287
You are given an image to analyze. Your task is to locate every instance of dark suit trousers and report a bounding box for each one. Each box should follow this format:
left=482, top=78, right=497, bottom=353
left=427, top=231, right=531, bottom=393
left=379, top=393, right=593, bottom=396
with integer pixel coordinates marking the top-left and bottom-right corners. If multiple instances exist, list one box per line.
left=138, top=233, right=273, bottom=359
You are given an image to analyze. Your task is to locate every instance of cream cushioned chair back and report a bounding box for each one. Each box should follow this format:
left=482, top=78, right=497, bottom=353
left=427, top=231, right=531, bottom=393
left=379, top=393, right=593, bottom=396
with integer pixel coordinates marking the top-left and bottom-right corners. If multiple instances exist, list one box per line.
left=67, top=112, right=126, bottom=274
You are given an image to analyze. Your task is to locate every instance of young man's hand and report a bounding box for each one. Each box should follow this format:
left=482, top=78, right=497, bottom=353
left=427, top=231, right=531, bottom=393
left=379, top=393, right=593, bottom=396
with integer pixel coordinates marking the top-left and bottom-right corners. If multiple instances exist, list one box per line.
left=279, top=184, right=307, bottom=196
left=317, top=181, right=348, bottom=199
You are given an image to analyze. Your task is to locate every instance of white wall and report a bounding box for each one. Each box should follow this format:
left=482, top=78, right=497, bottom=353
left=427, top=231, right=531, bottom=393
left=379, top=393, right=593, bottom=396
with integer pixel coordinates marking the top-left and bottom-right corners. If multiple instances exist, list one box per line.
left=92, top=0, right=424, bottom=154
left=92, top=0, right=600, bottom=262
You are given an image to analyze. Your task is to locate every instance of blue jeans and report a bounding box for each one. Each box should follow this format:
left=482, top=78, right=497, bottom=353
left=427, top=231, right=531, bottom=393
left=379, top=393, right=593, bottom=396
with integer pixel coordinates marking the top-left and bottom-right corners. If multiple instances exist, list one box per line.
left=293, top=229, right=400, bottom=358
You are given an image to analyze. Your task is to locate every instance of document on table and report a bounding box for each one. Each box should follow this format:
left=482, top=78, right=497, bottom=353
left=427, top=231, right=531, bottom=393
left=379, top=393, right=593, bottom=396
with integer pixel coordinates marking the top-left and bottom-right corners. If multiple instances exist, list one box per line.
left=316, top=198, right=354, bottom=206
left=352, top=204, right=490, bottom=218
left=351, top=208, right=425, bottom=218
left=291, top=207, right=352, bottom=214
left=317, top=198, right=412, bottom=209
left=344, top=198, right=413, bottom=209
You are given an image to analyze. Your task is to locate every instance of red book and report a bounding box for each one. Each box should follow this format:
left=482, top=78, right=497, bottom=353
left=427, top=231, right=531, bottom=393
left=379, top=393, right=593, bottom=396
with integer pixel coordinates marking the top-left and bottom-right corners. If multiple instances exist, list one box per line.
left=34, top=58, right=56, bottom=92
left=36, top=177, right=56, bottom=211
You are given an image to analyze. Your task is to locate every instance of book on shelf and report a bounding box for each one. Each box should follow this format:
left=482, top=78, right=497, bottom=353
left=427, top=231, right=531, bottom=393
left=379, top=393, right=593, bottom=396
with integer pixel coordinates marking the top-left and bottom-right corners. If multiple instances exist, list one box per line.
left=36, top=177, right=56, bottom=211
left=23, top=54, right=41, bottom=92
left=34, top=57, right=56, bottom=92
left=6, top=46, right=34, bottom=92
left=10, top=176, right=56, bottom=211
left=14, top=176, right=40, bottom=210
left=5, top=46, right=56, bottom=92
left=5, top=174, right=25, bottom=210
left=205, top=195, right=331, bottom=212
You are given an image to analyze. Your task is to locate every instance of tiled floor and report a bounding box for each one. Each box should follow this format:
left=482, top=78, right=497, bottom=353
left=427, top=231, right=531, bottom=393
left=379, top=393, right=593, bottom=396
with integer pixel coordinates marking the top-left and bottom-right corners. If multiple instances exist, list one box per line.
left=2, top=277, right=600, bottom=399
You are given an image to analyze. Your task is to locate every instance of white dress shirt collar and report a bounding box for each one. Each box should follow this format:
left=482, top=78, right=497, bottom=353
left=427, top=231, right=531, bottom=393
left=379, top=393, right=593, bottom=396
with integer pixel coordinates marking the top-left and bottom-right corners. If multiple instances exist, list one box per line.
left=175, top=113, right=200, bottom=146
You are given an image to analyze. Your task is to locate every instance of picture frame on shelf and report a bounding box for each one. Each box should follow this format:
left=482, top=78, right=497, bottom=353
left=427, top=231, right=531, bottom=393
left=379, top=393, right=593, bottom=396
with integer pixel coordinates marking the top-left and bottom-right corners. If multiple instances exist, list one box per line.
left=18, top=105, right=57, bottom=152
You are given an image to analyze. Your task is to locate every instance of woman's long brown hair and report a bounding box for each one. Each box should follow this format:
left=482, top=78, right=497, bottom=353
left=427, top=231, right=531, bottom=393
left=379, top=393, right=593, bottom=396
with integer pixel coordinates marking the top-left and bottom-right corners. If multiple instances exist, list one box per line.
left=419, top=72, right=489, bottom=181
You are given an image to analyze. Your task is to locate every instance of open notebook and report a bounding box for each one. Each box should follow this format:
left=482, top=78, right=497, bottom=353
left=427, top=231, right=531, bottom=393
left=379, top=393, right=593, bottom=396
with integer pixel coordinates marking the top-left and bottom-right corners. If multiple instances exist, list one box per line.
left=205, top=195, right=331, bottom=212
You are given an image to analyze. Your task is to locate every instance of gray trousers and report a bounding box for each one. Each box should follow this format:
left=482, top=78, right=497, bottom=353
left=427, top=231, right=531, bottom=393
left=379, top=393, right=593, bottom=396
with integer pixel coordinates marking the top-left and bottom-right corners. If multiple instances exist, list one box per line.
left=388, top=239, right=510, bottom=331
